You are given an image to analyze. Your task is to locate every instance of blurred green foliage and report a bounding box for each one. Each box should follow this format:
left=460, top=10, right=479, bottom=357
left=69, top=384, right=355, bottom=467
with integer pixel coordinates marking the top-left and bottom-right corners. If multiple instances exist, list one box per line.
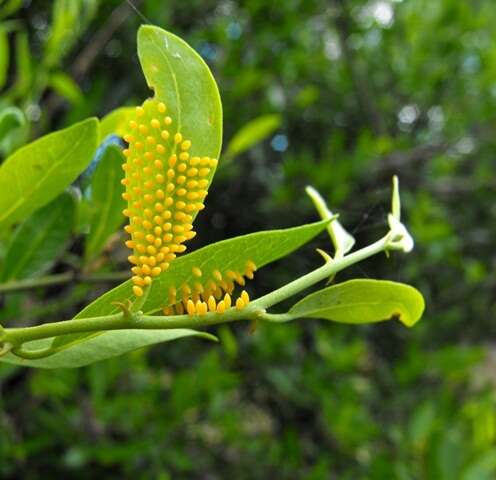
left=0, top=0, right=495, bottom=478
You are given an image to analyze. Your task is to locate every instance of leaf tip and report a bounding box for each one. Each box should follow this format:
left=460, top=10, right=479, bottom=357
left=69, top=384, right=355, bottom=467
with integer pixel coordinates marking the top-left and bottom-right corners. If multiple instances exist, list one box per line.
left=199, top=332, right=219, bottom=343
left=316, top=248, right=332, bottom=264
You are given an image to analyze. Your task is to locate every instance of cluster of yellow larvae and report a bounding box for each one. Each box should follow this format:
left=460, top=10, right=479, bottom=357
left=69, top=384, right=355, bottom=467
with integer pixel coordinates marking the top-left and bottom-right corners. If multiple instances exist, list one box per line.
left=162, top=260, right=257, bottom=316
left=121, top=99, right=217, bottom=297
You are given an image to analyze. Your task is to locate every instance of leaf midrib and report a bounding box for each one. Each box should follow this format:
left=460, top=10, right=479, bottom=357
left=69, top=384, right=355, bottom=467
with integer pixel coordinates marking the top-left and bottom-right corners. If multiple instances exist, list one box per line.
left=148, top=31, right=182, bottom=132
left=293, top=299, right=410, bottom=319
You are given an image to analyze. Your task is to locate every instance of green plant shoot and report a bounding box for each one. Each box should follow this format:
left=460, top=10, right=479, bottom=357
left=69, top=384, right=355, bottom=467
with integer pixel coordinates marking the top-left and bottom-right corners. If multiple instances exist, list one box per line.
left=0, top=25, right=425, bottom=369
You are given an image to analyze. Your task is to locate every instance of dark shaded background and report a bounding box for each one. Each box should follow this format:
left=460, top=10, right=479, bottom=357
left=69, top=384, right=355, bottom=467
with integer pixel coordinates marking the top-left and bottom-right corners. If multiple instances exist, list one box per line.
left=1, top=0, right=495, bottom=478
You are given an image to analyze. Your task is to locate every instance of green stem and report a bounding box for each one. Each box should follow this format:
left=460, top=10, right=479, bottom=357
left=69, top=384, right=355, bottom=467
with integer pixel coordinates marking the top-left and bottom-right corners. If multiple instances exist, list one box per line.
left=260, top=313, right=294, bottom=323
left=5, top=309, right=256, bottom=345
left=0, top=342, right=13, bottom=357
left=253, top=235, right=389, bottom=309
left=6, top=313, right=124, bottom=344
left=0, top=271, right=130, bottom=294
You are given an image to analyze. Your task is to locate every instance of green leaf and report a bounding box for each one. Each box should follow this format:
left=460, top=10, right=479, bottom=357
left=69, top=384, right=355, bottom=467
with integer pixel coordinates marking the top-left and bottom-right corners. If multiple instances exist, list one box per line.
left=461, top=451, right=496, bottom=480
left=88, top=219, right=329, bottom=316
left=0, top=192, right=75, bottom=281
left=146, top=220, right=331, bottom=313
left=0, top=26, right=8, bottom=89
left=138, top=24, right=222, bottom=164
left=53, top=220, right=329, bottom=348
left=289, top=279, right=425, bottom=327
left=0, top=106, right=25, bottom=143
left=99, top=106, right=136, bottom=141
left=116, top=26, right=223, bottom=262
left=0, top=104, right=28, bottom=157
left=0, top=111, right=28, bottom=158
left=0, top=118, right=98, bottom=228
left=84, top=145, right=126, bottom=262
left=1, top=329, right=217, bottom=368
left=11, top=29, right=31, bottom=97
left=49, top=72, right=83, bottom=105
left=43, top=0, right=98, bottom=69
left=408, top=402, right=436, bottom=451
left=0, top=0, right=24, bottom=20
left=224, top=113, right=281, bottom=161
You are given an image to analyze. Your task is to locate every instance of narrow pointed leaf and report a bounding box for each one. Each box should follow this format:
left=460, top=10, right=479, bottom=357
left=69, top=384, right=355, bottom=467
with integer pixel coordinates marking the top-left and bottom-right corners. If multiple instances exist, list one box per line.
left=225, top=114, right=281, bottom=161
left=52, top=220, right=330, bottom=348
left=11, top=30, right=31, bottom=96
left=0, top=27, right=9, bottom=89
left=49, top=72, right=83, bottom=105
left=143, top=220, right=331, bottom=314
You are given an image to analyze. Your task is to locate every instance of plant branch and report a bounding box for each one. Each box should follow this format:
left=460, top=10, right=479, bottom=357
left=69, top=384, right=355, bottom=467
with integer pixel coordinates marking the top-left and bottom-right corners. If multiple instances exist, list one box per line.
left=253, top=235, right=390, bottom=309
left=4, top=309, right=251, bottom=347
left=1, top=234, right=393, bottom=351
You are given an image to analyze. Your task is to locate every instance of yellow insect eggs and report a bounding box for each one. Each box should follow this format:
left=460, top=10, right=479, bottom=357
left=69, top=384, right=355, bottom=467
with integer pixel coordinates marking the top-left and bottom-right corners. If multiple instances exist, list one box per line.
left=122, top=97, right=213, bottom=296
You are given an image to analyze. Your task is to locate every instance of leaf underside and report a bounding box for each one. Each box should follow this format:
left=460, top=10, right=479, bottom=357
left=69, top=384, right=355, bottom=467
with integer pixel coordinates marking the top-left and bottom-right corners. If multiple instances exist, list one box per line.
left=1, top=329, right=216, bottom=368
left=289, top=279, right=425, bottom=327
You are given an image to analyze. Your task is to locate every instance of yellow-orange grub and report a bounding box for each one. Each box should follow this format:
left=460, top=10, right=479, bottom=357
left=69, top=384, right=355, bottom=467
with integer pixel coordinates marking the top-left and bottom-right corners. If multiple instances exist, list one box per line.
left=122, top=99, right=217, bottom=296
